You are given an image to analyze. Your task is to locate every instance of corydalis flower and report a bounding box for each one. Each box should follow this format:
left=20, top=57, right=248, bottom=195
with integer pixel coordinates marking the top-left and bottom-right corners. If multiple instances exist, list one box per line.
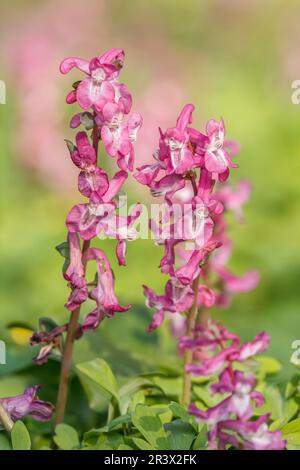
left=87, top=247, right=131, bottom=317
left=190, top=370, right=263, bottom=426
left=0, top=386, right=54, bottom=422
left=64, top=233, right=88, bottom=312
left=100, top=103, right=143, bottom=172
left=160, top=104, right=195, bottom=175
left=188, top=120, right=239, bottom=179
left=187, top=321, right=284, bottom=450
left=66, top=131, right=109, bottom=198
left=185, top=327, right=269, bottom=377
left=30, top=324, right=67, bottom=365
left=216, top=415, right=286, bottom=450
left=60, top=48, right=132, bottom=113
left=66, top=170, right=126, bottom=241
left=143, top=279, right=194, bottom=332
left=80, top=247, right=131, bottom=333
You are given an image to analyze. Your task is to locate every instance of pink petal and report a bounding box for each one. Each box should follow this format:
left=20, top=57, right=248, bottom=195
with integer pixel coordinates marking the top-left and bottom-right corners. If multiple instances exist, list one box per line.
left=60, top=57, right=90, bottom=75
left=76, top=78, right=93, bottom=109
left=116, top=239, right=126, bottom=266
left=103, top=170, right=128, bottom=201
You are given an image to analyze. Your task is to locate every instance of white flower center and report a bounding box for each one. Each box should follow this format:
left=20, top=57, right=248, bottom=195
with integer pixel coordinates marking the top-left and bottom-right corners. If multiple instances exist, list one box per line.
left=91, top=68, right=106, bottom=83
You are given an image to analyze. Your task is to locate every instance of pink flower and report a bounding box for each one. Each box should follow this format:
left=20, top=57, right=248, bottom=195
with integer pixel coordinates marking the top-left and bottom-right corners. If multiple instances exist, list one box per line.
left=66, top=132, right=109, bottom=198
left=0, top=386, right=54, bottom=422
left=216, top=179, right=252, bottom=222
left=144, top=279, right=194, bottom=332
left=175, top=240, right=221, bottom=285
left=158, top=104, right=195, bottom=174
left=100, top=103, right=143, bottom=171
left=211, top=235, right=260, bottom=308
left=81, top=308, right=105, bottom=333
left=60, top=49, right=132, bottom=113
left=191, top=371, right=261, bottom=424
left=193, top=119, right=238, bottom=175
left=217, top=415, right=286, bottom=450
left=64, top=233, right=88, bottom=312
left=187, top=347, right=237, bottom=377
left=230, top=331, right=270, bottom=362
left=150, top=174, right=186, bottom=203
left=186, top=331, right=269, bottom=377
left=30, top=324, right=68, bottom=365
left=66, top=170, right=127, bottom=240
left=104, top=203, right=143, bottom=266
left=134, top=162, right=161, bottom=186
left=87, top=247, right=131, bottom=317
left=179, top=319, right=239, bottom=353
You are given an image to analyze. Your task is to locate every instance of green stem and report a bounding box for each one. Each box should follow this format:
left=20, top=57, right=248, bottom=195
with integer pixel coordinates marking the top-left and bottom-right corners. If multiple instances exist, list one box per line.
left=0, top=403, right=13, bottom=433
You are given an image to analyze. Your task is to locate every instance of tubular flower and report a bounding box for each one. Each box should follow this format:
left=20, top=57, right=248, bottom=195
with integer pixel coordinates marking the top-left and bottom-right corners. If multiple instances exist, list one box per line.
left=135, top=103, right=256, bottom=333
left=60, top=49, right=131, bottom=113
left=135, top=102, right=283, bottom=449
left=143, top=279, right=194, bottom=332
left=31, top=49, right=142, bottom=374
left=187, top=321, right=284, bottom=450
left=0, top=386, right=54, bottom=422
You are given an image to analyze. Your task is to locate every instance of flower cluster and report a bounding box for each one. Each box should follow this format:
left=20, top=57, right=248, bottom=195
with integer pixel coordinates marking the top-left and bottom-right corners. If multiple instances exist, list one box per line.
left=0, top=387, right=54, bottom=423
left=185, top=320, right=286, bottom=450
left=135, top=104, right=258, bottom=333
left=136, top=104, right=285, bottom=450
left=31, top=49, right=142, bottom=365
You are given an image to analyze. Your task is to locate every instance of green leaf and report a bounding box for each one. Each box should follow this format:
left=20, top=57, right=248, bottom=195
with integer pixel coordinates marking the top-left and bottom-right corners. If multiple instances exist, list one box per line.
left=131, top=437, right=153, bottom=450
left=55, top=241, right=70, bottom=273
left=285, top=374, right=300, bottom=399
left=11, top=421, right=31, bottom=450
left=132, top=404, right=169, bottom=449
left=76, top=358, right=120, bottom=411
left=255, top=356, right=282, bottom=377
left=151, top=376, right=182, bottom=398
left=149, top=405, right=172, bottom=424
left=93, top=432, right=124, bottom=450
left=129, top=390, right=146, bottom=412
left=281, top=418, right=300, bottom=446
left=55, top=241, right=69, bottom=258
left=270, top=398, right=299, bottom=431
left=192, top=425, right=208, bottom=450
left=254, top=386, right=282, bottom=420
left=0, top=432, right=11, bottom=450
left=80, top=112, right=94, bottom=130
left=39, top=317, right=58, bottom=333
left=54, top=424, right=79, bottom=450
left=108, top=413, right=132, bottom=431
left=119, top=377, right=155, bottom=415
left=64, top=140, right=76, bottom=154
left=169, top=402, right=198, bottom=431
left=165, top=420, right=195, bottom=450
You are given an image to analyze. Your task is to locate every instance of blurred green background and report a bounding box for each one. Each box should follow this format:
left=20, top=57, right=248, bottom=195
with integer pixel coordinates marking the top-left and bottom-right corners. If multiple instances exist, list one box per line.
left=1, top=0, right=300, bottom=409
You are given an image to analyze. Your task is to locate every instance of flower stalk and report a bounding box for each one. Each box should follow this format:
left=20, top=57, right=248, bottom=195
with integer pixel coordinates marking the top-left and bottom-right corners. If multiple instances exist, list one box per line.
left=0, top=403, right=14, bottom=433
left=55, top=239, right=90, bottom=426
left=134, top=102, right=282, bottom=448
left=30, top=49, right=142, bottom=427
